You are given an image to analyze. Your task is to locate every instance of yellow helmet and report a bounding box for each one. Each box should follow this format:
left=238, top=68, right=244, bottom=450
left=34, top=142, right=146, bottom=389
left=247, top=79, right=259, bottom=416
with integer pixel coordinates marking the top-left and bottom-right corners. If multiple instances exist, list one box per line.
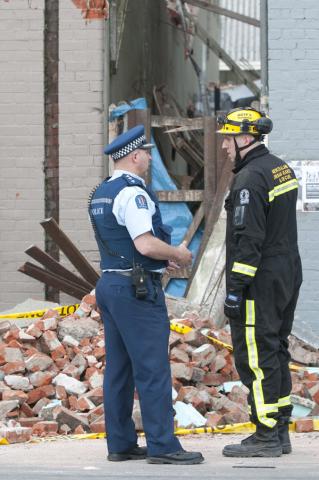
left=217, top=108, right=273, bottom=136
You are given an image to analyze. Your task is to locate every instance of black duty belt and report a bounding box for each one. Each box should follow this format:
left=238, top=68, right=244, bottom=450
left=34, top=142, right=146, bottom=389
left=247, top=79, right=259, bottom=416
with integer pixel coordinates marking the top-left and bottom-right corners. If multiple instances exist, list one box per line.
left=107, top=270, right=163, bottom=281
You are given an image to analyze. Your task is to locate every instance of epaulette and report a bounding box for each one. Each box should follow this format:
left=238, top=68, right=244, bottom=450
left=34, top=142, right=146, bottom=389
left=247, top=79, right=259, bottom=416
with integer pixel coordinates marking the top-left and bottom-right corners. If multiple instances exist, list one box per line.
left=122, top=173, right=143, bottom=187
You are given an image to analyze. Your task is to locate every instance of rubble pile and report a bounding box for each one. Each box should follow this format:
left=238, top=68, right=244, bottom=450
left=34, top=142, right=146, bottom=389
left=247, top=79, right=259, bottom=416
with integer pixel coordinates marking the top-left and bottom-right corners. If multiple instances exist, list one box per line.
left=1, top=294, right=319, bottom=444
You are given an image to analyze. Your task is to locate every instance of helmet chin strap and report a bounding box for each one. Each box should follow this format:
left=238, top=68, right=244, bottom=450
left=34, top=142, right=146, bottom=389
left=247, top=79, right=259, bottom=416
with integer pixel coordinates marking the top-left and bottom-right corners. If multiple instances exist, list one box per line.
left=233, top=137, right=258, bottom=163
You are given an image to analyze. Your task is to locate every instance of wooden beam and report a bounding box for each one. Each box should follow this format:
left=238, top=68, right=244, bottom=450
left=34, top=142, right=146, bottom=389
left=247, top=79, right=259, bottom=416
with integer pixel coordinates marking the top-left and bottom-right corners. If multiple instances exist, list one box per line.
left=44, top=0, right=59, bottom=302
left=204, top=116, right=217, bottom=221
left=156, top=190, right=203, bottom=202
left=166, top=267, right=191, bottom=279
left=185, top=0, right=260, bottom=27
left=187, top=14, right=260, bottom=96
left=40, top=218, right=100, bottom=286
left=151, top=115, right=204, bottom=129
left=162, top=203, right=204, bottom=289
left=127, top=109, right=152, bottom=184
left=18, top=262, right=88, bottom=300
left=184, top=154, right=233, bottom=296
left=183, top=202, right=204, bottom=246
left=25, top=245, right=94, bottom=291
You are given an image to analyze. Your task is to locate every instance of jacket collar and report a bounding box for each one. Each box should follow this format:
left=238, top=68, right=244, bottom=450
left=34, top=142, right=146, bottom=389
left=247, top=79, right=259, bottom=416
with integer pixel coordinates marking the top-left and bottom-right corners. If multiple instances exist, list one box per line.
left=232, top=144, right=269, bottom=173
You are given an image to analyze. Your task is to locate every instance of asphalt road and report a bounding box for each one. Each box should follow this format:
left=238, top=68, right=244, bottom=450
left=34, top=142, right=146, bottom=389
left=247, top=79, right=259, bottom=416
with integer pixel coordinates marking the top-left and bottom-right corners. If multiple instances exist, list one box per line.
left=1, top=433, right=319, bottom=480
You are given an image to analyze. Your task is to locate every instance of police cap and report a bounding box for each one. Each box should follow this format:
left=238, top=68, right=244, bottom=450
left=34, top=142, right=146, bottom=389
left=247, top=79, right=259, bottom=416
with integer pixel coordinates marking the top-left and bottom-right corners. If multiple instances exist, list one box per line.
left=104, top=124, right=154, bottom=161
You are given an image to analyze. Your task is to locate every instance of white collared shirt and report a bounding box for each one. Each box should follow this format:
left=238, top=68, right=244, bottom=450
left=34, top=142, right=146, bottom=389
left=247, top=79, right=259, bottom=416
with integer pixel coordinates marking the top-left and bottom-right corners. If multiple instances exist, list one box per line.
left=109, top=170, right=156, bottom=240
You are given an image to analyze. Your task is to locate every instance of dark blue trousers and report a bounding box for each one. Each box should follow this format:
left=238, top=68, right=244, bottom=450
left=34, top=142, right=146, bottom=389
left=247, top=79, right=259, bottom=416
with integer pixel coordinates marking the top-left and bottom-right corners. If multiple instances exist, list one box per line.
left=95, top=272, right=181, bottom=456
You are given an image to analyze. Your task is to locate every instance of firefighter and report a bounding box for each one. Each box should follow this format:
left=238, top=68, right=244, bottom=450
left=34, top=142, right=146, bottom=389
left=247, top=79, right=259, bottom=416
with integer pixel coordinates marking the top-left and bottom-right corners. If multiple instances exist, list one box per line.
left=217, top=108, right=302, bottom=457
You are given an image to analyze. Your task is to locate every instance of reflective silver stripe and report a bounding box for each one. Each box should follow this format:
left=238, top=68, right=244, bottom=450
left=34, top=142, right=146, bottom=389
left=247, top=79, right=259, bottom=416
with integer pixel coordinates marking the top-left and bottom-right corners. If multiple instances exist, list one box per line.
left=278, top=395, right=291, bottom=408
left=91, top=197, right=113, bottom=205
left=232, top=262, right=257, bottom=277
left=245, top=300, right=277, bottom=428
left=269, top=179, right=299, bottom=203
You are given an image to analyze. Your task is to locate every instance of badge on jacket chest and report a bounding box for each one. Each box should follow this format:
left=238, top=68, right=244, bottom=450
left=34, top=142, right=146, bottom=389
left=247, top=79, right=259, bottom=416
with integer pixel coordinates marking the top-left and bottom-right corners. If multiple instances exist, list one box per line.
left=239, top=189, right=250, bottom=205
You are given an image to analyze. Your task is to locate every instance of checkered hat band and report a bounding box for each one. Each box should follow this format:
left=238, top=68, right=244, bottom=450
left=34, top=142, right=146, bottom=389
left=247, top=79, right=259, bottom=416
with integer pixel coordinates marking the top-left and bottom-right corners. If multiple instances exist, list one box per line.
left=111, top=134, right=146, bottom=160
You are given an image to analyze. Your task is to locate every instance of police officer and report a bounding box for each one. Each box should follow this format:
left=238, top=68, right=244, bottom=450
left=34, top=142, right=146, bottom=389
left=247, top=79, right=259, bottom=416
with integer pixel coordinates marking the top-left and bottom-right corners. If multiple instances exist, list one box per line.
left=216, top=108, right=302, bottom=457
left=88, top=125, right=204, bottom=465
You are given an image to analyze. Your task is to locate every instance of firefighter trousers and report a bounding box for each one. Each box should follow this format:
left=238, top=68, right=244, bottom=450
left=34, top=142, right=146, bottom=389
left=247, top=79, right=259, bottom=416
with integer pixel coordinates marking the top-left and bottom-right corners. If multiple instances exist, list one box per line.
left=230, top=253, right=302, bottom=428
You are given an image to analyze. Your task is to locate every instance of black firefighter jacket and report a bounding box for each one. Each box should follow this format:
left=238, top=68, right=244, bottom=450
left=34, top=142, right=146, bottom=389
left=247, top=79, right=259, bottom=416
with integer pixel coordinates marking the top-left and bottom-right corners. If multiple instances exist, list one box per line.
left=225, top=144, right=301, bottom=295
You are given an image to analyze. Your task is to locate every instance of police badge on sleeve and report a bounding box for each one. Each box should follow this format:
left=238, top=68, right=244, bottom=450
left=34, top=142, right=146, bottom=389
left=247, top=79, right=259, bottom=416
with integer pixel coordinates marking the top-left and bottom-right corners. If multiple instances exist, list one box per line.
left=239, top=189, right=250, bottom=205
left=135, top=195, right=148, bottom=209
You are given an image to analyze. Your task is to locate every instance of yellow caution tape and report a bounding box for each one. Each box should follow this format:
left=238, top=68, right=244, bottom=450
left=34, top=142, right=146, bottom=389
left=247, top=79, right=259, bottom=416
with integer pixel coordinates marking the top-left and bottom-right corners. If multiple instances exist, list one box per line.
left=170, top=321, right=233, bottom=351
left=2, top=418, right=318, bottom=446
left=170, top=321, right=305, bottom=373
left=170, top=321, right=233, bottom=352
left=0, top=304, right=80, bottom=321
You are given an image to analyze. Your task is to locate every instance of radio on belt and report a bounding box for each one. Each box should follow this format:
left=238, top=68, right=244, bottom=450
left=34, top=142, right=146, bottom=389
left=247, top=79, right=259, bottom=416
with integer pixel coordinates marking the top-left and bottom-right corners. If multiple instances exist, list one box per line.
left=131, top=263, right=148, bottom=299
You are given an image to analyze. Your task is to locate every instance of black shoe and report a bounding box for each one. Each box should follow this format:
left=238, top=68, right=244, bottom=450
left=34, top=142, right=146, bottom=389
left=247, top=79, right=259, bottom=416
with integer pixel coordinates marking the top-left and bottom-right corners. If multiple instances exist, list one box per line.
left=223, top=425, right=282, bottom=458
left=147, top=450, right=204, bottom=465
left=278, top=417, right=292, bottom=454
left=108, top=446, right=147, bottom=462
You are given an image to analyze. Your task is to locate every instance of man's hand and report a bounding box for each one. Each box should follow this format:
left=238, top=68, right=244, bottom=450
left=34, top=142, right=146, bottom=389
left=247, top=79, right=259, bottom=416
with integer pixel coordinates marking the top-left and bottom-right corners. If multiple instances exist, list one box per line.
left=175, top=241, right=192, bottom=267
left=166, top=260, right=180, bottom=272
left=224, top=292, right=242, bottom=319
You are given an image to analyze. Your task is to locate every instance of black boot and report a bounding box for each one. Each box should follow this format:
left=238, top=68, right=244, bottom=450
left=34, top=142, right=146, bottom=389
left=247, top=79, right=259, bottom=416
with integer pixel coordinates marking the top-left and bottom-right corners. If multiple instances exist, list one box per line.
left=147, top=450, right=204, bottom=465
left=108, top=445, right=147, bottom=461
left=223, top=424, right=282, bottom=457
left=278, top=416, right=292, bottom=454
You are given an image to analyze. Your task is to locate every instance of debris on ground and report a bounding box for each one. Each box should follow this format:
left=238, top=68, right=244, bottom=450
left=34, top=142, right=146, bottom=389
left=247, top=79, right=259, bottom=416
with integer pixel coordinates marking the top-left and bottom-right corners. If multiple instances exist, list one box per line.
left=1, top=293, right=319, bottom=444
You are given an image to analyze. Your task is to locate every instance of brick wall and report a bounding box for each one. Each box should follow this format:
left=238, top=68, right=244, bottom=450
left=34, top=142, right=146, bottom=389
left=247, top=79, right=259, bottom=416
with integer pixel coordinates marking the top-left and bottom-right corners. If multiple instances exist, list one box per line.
left=0, top=1, right=105, bottom=310
left=59, top=1, right=105, bottom=304
left=0, top=0, right=45, bottom=309
left=268, top=0, right=319, bottom=333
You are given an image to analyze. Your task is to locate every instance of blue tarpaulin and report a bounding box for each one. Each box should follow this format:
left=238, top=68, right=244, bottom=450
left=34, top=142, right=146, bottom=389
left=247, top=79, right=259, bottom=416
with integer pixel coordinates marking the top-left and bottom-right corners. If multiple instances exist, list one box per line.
left=110, top=98, right=203, bottom=296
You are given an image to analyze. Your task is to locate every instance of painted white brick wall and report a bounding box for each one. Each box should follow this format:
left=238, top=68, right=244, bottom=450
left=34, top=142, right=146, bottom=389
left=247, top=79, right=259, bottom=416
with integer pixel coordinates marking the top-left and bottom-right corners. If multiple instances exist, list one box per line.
left=0, top=0, right=45, bottom=310
left=268, top=0, right=319, bottom=334
left=59, top=2, right=105, bottom=304
left=0, top=1, right=106, bottom=310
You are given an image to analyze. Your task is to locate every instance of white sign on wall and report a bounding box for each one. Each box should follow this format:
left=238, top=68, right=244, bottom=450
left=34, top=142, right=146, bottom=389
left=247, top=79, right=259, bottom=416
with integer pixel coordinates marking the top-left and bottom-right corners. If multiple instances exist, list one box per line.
left=290, top=161, right=319, bottom=212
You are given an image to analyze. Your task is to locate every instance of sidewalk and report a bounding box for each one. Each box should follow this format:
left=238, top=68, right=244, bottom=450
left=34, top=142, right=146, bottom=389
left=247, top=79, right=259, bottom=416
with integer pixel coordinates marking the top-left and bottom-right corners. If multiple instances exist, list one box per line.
left=1, top=433, right=319, bottom=480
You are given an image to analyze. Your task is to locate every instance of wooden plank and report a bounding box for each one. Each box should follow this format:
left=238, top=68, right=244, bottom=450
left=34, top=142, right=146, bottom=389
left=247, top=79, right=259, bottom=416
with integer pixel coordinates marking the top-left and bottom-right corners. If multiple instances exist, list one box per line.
left=44, top=0, right=59, bottom=303
left=151, top=115, right=204, bottom=129
left=162, top=267, right=191, bottom=289
left=165, top=125, right=203, bottom=133
left=162, top=203, right=204, bottom=289
left=156, top=190, right=203, bottom=202
left=165, top=267, right=191, bottom=279
left=40, top=218, right=100, bottom=286
left=204, top=116, right=217, bottom=221
left=182, top=202, right=205, bottom=246
left=184, top=154, right=233, bottom=296
left=18, top=262, right=88, bottom=300
left=127, top=108, right=152, bottom=184
left=25, top=245, right=94, bottom=291
left=189, top=15, right=260, bottom=96
left=186, top=0, right=260, bottom=27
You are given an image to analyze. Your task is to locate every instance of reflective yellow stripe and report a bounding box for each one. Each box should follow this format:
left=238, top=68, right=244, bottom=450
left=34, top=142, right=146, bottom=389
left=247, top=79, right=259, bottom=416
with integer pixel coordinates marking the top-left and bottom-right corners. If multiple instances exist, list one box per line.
left=278, top=395, right=291, bottom=408
left=232, top=262, right=257, bottom=277
left=245, top=300, right=277, bottom=428
left=269, top=179, right=298, bottom=203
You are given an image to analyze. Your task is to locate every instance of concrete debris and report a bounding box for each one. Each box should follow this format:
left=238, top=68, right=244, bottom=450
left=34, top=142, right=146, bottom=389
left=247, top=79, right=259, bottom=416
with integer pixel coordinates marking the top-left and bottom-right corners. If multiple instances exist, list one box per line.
left=1, top=293, right=319, bottom=444
left=173, top=401, right=207, bottom=428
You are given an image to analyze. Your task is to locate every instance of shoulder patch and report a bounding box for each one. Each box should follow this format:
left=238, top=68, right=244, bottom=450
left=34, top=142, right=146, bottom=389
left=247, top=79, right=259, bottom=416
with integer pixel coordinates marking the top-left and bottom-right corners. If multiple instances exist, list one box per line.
left=135, top=194, right=148, bottom=209
left=239, top=189, right=250, bottom=205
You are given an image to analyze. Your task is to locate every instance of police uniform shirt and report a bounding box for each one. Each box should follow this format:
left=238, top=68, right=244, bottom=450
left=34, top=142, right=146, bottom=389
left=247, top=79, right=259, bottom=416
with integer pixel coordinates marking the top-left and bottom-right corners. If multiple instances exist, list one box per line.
left=109, top=170, right=155, bottom=239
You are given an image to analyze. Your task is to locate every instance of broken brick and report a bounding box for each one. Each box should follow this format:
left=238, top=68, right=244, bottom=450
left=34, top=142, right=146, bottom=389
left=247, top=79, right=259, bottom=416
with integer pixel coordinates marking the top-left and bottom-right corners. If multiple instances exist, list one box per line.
left=295, top=418, right=314, bottom=433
